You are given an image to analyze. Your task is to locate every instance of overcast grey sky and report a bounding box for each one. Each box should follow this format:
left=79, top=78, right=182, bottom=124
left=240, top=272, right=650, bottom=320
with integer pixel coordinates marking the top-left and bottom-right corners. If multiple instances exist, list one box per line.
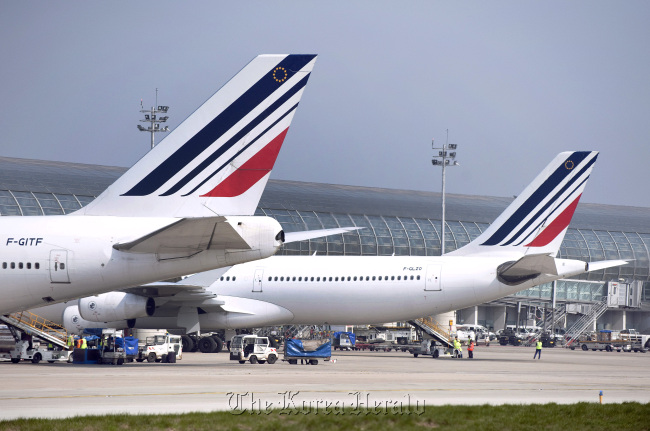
left=1, top=2, right=648, bottom=208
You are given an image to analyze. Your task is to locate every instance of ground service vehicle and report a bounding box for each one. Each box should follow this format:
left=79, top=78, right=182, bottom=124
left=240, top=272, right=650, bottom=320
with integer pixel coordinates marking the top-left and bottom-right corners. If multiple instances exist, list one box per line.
left=4, top=338, right=71, bottom=364
left=229, top=335, right=278, bottom=364
left=570, top=329, right=647, bottom=353
left=409, top=339, right=446, bottom=359
left=136, top=334, right=182, bottom=363
left=284, top=338, right=331, bottom=365
left=332, top=331, right=355, bottom=351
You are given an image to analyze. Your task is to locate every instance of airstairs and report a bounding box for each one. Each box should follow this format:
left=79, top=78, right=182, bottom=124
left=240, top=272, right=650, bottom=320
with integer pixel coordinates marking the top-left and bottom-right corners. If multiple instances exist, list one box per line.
left=543, top=305, right=567, bottom=332
left=524, top=306, right=570, bottom=346
left=0, top=311, right=69, bottom=349
left=564, top=299, right=608, bottom=347
left=408, top=316, right=452, bottom=348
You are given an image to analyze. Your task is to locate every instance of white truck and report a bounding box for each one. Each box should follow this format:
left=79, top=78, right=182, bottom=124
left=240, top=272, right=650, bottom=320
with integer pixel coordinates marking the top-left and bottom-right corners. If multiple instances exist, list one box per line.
left=136, top=334, right=183, bottom=363
left=229, top=335, right=278, bottom=364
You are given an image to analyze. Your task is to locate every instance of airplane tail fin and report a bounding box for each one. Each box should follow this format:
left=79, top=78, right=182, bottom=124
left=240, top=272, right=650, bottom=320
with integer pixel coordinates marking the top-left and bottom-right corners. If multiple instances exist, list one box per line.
left=449, top=151, right=598, bottom=257
left=76, top=54, right=317, bottom=217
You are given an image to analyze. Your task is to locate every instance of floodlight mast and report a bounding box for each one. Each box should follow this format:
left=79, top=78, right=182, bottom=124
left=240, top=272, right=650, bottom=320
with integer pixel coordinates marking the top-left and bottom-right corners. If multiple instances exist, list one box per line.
left=431, top=130, right=459, bottom=255
left=138, top=88, right=170, bottom=149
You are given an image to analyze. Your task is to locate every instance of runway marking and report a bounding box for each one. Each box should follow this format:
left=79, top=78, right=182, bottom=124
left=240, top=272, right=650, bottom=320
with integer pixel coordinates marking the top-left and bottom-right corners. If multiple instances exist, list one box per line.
left=0, top=386, right=633, bottom=402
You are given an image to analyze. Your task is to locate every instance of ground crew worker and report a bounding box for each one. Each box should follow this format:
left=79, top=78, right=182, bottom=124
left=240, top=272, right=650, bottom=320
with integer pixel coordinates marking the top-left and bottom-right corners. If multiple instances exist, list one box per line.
left=533, top=339, right=542, bottom=359
left=453, top=336, right=462, bottom=358
left=67, top=335, right=74, bottom=349
left=468, top=340, right=475, bottom=359
left=80, top=337, right=87, bottom=349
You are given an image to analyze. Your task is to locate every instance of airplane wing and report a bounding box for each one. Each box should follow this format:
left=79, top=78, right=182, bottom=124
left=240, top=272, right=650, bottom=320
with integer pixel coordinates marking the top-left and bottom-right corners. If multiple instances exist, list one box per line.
left=587, top=259, right=629, bottom=272
left=498, top=253, right=628, bottom=285
left=113, top=216, right=250, bottom=258
left=284, top=227, right=363, bottom=243
left=498, top=253, right=558, bottom=281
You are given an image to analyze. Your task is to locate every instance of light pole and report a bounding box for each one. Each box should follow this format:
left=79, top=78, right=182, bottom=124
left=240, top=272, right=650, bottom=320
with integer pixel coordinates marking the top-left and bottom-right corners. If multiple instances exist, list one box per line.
left=431, top=131, right=459, bottom=255
left=137, top=88, right=170, bottom=149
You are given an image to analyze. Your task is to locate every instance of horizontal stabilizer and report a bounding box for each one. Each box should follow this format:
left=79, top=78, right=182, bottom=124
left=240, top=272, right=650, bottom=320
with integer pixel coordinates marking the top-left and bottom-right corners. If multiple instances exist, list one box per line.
left=497, top=253, right=557, bottom=285
left=587, top=259, right=629, bottom=272
left=113, top=217, right=250, bottom=258
left=284, top=227, right=363, bottom=244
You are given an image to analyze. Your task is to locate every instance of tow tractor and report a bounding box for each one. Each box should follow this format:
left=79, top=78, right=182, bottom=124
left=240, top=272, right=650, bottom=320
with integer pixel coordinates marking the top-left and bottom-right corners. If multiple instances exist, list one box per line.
left=229, top=334, right=278, bottom=364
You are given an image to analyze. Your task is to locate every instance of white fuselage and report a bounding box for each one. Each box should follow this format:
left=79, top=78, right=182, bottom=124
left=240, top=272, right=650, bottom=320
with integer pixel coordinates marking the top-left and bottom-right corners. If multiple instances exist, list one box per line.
left=208, top=255, right=586, bottom=326
left=0, top=215, right=279, bottom=314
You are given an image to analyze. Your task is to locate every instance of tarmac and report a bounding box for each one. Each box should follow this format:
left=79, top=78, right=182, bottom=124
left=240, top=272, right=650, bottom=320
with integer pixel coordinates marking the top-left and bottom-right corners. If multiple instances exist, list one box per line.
left=0, top=344, right=648, bottom=420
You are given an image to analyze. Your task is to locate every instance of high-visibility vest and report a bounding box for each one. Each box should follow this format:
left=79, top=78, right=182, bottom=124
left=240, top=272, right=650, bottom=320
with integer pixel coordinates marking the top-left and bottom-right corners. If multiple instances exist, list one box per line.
left=536, top=341, right=542, bottom=349
left=468, top=343, right=474, bottom=352
left=67, top=336, right=73, bottom=347
left=81, top=338, right=87, bottom=349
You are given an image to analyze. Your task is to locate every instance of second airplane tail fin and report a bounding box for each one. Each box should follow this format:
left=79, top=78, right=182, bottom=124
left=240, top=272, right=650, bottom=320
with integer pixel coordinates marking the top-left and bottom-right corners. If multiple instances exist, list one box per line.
left=76, top=54, right=317, bottom=218
left=450, top=151, right=599, bottom=258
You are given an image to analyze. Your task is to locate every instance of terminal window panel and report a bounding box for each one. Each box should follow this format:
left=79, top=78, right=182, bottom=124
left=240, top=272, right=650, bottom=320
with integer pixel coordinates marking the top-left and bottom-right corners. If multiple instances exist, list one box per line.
left=54, top=194, right=82, bottom=213
left=75, top=195, right=95, bottom=207
left=315, top=212, right=340, bottom=229
left=297, top=211, right=324, bottom=230
left=366, top=215, right=390, bottom=237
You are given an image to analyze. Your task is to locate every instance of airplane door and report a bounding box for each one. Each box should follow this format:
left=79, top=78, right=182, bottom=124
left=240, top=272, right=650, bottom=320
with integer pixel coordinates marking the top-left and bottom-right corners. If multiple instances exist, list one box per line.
left=425, top=264, right=441, bottom=291
left=49, top=250, right=70, bottom=283
left=253, top=268, right=264, bottom=292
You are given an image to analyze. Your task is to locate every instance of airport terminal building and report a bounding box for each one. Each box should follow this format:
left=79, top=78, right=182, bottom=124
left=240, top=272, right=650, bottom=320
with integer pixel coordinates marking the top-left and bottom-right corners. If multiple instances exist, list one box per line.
left=1, top=156, right=649, bottom=333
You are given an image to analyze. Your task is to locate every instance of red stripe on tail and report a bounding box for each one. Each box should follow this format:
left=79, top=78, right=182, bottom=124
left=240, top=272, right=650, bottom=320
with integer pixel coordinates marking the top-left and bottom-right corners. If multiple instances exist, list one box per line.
left=525, top=194, right=582, bottom=247
left=201, top=128, right=289, bottom=198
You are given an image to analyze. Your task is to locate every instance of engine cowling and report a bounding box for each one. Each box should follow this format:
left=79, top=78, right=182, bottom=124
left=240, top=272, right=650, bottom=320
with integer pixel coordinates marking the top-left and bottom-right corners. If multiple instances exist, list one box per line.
left=62, top=305, right=128, bottom=334
left=78, top=292, right=155, bottom=322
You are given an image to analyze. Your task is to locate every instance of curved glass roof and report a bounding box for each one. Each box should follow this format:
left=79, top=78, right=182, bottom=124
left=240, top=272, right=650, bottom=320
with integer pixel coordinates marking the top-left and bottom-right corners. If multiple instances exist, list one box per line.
left=1, top=156, right=649, bottom=286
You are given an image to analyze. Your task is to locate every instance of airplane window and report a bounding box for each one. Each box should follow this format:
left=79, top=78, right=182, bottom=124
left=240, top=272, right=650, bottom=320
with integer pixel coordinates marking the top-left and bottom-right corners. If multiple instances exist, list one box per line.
left=2, top=262, right=5, bottom=269
left=329, top=277, right=332, bottom=281
left=310, top=277, right=314, bottom=281
left=292, top=277, right=296, bottom=281
left=391, top=276, right=395, bottom=280
left=347, top=276, right=351, bottom=281
left=220, top=277, right=224, bottom=281
left=280, top=277, right=284, bottom=281
left=226, top=276, right=230, bottom=281
left=372, top=276, right=376, bottom=281
left=397, top=276, right=401, bottom=280
left=268, top=277, right=272, bottom=281
left=353, top=276, right=357, bottom=281
left=378, top=276, right=382, bottom=280
left=10, top=263, right=15, bottom=269
left=299, top=277, right=302, bottom=281
left=316, top=277, right=320, bottom=282
left=410, top=275, right=414, bottom=280
left=232, top=277, right=236, bottom=281
left=366, top=276, right=370, bottom=281
left=60, top=263, right=65, bottom=270
left=335, top=277, right=339, bottom=281
left=417, top=275, right=421, bottom=280
left=35, top=263, right=40, bottom=269
left=274, top=276, right=278, bottom=281
left=18, top=263, right=23, bottom=269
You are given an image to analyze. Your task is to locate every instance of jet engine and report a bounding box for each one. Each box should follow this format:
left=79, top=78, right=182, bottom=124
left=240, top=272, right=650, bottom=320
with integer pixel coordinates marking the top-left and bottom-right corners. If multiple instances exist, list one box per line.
left=62, top=305, right=128, bottom=334
left=78, top=292, right=155, bottom=322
